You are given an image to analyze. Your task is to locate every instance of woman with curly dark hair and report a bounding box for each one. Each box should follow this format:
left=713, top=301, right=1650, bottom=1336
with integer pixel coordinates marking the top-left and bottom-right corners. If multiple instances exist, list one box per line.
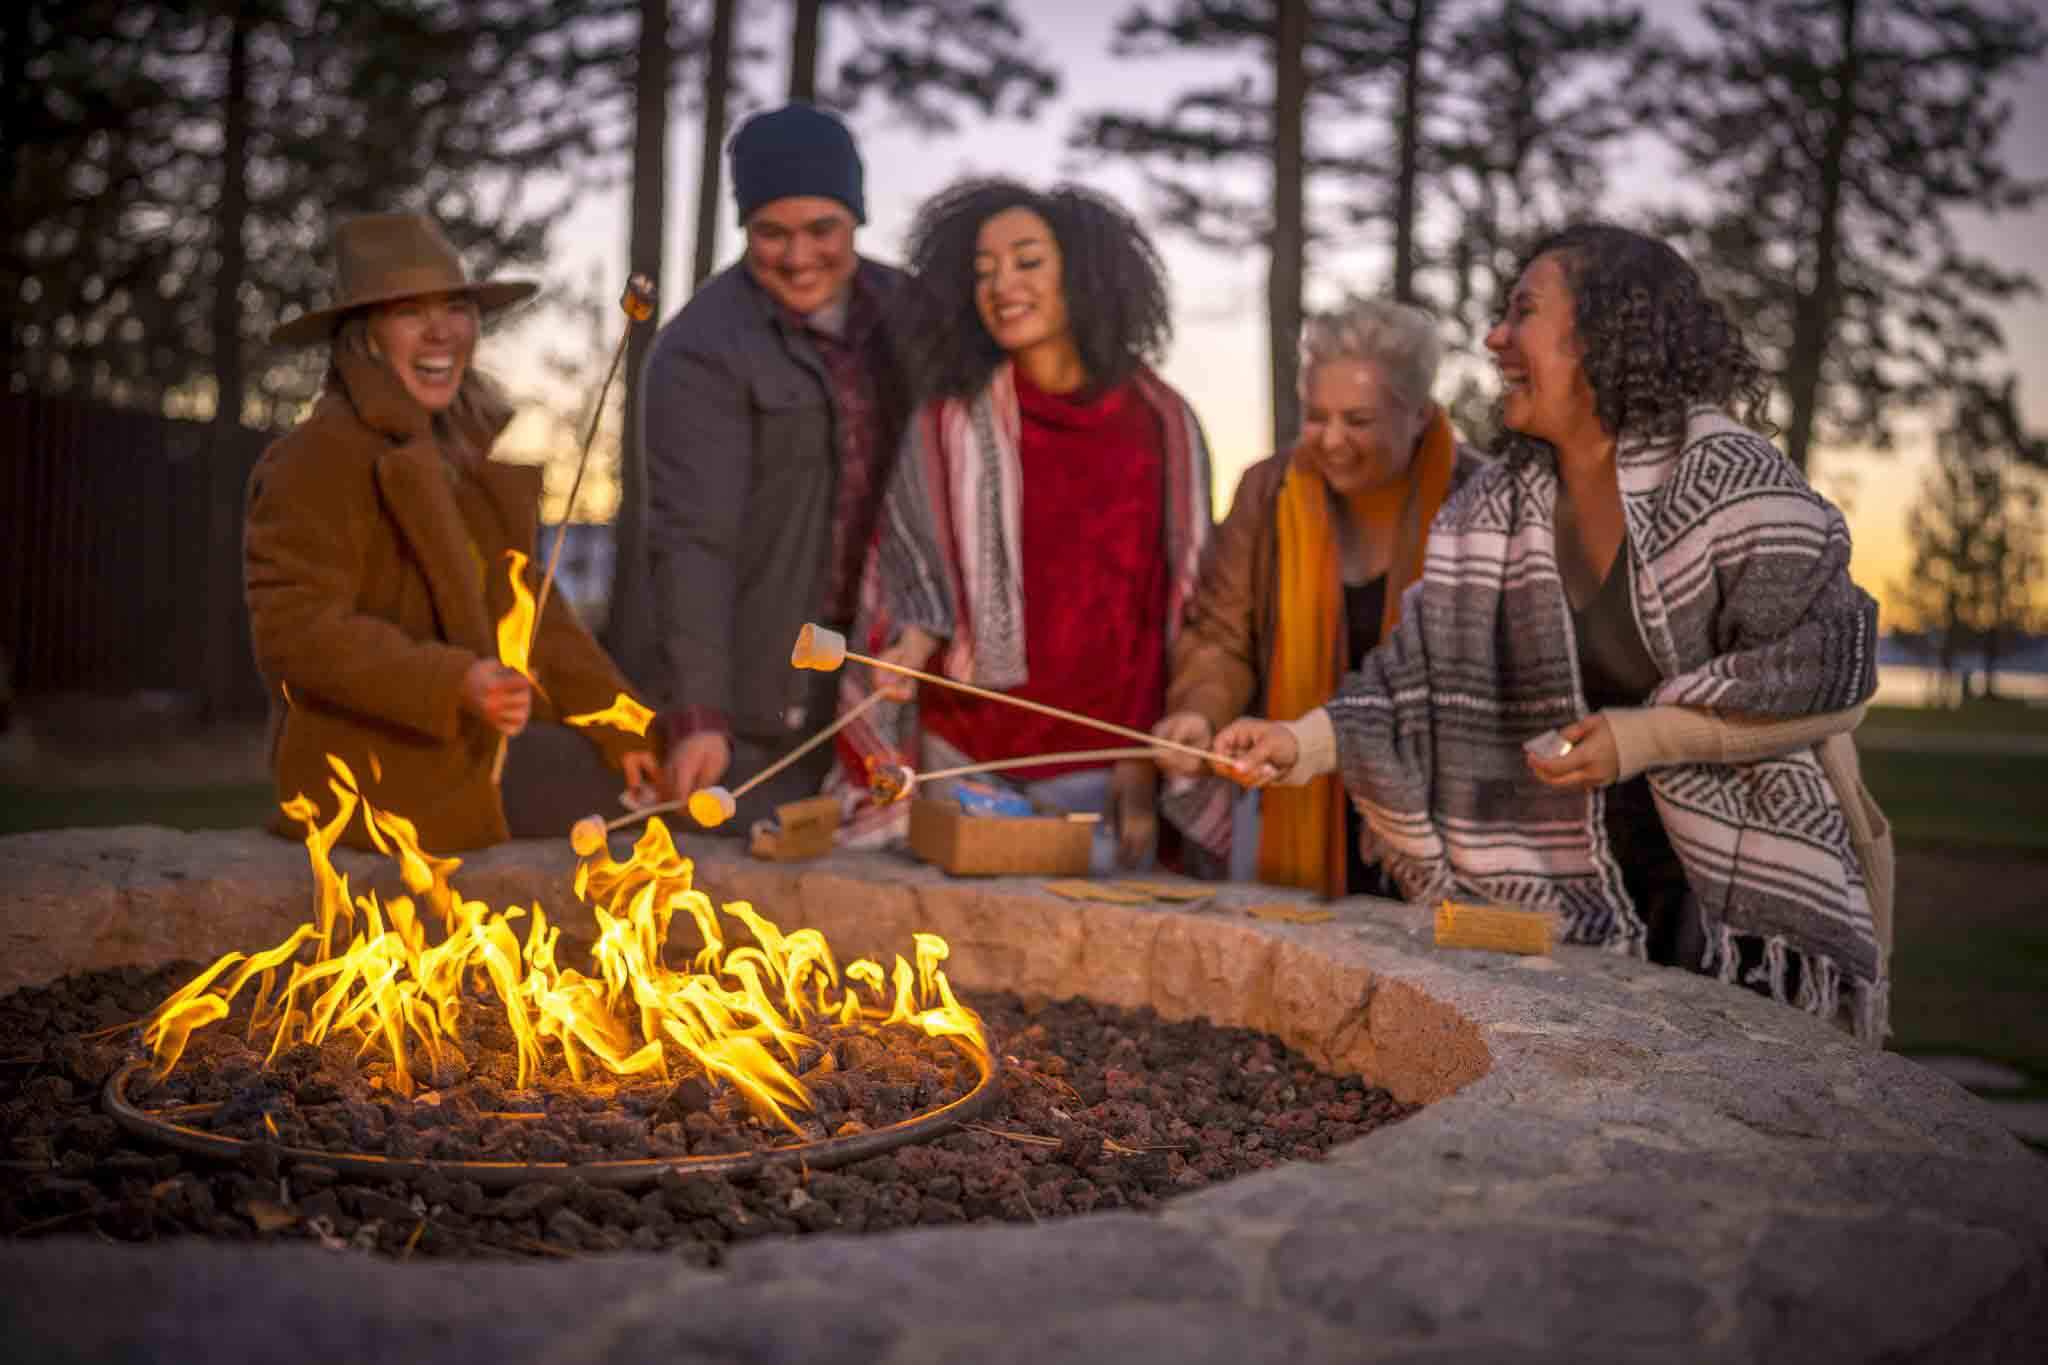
left=1216, top=224, right=1894, bottom=1040
left=832, top=179, right=1213, bottom=870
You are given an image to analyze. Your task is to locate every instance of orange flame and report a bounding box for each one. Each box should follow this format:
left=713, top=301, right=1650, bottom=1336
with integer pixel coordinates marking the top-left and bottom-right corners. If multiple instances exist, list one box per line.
left=565, top=693, right=656, bottom=737
left=497, top=550, right=537, bottom=680
left=142, top=763, right=984, bottom=1132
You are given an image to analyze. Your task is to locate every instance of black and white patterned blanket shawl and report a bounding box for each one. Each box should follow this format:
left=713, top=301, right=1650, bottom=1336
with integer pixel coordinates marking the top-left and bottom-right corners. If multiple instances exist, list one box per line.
left=1327, top=409, right=1885, bottom=1039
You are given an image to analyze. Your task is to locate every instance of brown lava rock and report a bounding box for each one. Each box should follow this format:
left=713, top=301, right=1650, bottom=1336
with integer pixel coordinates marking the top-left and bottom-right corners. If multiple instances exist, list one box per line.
left=2, top=963, right=1416, bottom=1262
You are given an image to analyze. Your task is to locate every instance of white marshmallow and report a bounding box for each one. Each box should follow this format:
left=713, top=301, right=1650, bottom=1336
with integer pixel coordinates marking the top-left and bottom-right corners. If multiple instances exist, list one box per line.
left=791, top=623, right=848, bottom=671
left=570, top=816, right=607, bottom=858
left=689, top=786, right=737, bottom=827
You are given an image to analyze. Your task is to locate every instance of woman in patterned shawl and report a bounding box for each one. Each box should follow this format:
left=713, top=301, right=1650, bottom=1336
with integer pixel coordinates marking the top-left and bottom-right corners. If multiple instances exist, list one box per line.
left=1217, top=224, right=1894, bottom=1040
left=832, top=179, right=1213, bottom=871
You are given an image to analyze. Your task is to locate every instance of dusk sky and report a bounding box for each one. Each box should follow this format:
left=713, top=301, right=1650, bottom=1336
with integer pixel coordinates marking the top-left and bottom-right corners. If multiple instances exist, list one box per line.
left=495, top=0, right=2048, bottom=624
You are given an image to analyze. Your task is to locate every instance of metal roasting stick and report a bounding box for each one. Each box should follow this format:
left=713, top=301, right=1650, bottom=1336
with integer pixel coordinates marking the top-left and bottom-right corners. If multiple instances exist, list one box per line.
left=867, top=746, right=1161, bottom=806
left=493, top=275, right=658, bottom=785
left=914, top=747, right=1158, bottom=784
left=570, top=690, right=888, bottom=854
left=791, top=624, right=1245, bottom=772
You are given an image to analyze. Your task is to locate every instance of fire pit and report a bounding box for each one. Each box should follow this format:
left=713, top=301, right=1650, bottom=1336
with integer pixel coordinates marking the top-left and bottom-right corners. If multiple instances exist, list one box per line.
left=94, top=767, right=1008, bottom=1192
left=3, top=825, right=2046, bottom=1361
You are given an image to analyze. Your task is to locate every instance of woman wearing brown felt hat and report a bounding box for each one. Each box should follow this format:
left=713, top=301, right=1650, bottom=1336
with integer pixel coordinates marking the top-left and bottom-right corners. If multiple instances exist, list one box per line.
left=246, top=211, right=659, bottom=852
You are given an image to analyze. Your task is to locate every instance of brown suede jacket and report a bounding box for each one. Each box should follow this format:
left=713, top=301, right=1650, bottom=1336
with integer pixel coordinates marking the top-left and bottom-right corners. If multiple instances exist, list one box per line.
left=243, top=349, right=648, bottom=852
left=1167, top=443, right=1487, bottom=732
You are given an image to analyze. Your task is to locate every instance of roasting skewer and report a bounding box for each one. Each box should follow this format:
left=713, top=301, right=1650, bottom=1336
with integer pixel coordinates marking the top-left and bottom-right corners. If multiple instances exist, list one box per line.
left=570, top=689, right=886, bottom=856
left=494, top=273, right=658, bottom=786
left=865, top=746, right=1158, bottom=806
left=790, top=624, right=1246, bottom=773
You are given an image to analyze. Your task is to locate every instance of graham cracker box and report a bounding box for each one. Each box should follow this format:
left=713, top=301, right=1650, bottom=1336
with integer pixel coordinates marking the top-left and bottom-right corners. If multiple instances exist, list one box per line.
left=907, top=796, right=1095, bottom=877
left=747, top=794, right=842, bottom=863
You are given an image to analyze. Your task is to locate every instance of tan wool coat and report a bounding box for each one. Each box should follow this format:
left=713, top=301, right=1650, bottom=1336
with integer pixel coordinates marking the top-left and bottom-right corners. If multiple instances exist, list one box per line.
left=244, top=348, right=647, bottom=852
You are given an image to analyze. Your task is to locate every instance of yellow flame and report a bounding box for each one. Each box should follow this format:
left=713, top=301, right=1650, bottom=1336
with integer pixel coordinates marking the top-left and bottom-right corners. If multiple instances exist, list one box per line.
left=497, top=549, right=537, bottom=680
left=143, top=780, right=985, bottom=1131
left=565, top=693, right=656, bottom=737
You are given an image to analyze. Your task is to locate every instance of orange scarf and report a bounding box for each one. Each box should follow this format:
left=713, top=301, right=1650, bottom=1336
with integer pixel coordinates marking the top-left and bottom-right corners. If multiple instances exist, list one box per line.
left=1258, top=407, right=1458, bottom=897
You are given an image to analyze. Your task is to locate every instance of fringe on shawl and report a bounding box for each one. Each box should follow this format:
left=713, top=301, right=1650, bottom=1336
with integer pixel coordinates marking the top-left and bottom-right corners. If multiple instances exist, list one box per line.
left=1708, top=923, right=1887, bottom=1046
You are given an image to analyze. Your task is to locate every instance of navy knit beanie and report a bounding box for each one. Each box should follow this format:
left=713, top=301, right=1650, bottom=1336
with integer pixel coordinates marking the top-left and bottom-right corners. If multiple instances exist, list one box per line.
left=730, top=104, right=866, bottom=225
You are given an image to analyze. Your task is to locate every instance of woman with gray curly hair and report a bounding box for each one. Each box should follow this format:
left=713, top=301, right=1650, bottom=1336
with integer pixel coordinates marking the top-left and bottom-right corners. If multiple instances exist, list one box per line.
left=1214, top=225, right=1891, bottom=1040
left=1155, top=296, right=1487, bottom=896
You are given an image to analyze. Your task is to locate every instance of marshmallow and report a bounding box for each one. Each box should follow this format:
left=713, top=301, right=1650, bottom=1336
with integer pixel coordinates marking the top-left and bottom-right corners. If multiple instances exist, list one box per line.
left=570, top=816, right=607, bottom=858
left=868, top=762, right=917, bottom=805
left=688, top=786, right=737, bottom=828
left=791, top=623, right=848, bottom=671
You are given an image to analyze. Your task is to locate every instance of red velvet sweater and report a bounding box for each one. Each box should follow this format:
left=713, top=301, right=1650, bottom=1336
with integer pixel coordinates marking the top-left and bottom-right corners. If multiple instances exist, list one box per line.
left=919, top=369, right=1169, bottom=777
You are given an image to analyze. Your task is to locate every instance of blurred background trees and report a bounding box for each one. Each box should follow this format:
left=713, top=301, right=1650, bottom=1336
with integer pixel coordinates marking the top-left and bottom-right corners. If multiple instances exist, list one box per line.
left=6, top=0, right=2045, bottom=710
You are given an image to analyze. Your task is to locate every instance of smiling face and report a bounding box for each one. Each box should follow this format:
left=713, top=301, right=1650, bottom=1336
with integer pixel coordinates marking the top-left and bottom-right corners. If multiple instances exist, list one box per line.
left=1298, top=359, right=1429, bottom=497
left=366, top=291, right=478, bottom=413
left=1485, top=252, right=1601, bottom=449
left=744, top=195, right=858, bottom=317
left=973, top=206, right=1071, bottom=359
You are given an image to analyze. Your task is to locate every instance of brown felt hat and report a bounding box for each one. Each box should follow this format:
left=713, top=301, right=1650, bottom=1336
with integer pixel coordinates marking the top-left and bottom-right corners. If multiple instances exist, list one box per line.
left=269, top=211, right=539, bottom=347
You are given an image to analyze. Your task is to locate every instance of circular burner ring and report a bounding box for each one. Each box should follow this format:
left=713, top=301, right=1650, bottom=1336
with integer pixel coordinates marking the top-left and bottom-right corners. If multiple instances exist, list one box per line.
left=103, top=1042, right=1000, bottom=1190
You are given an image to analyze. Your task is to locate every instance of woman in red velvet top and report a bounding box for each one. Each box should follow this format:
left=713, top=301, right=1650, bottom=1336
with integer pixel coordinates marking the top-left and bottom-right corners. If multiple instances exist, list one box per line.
left=834, top=180, right=1214, bottom=869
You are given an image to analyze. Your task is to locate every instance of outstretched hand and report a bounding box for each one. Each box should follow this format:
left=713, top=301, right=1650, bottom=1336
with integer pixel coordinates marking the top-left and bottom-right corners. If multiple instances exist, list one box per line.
left=663, top=731, right=732, bottom=810
left=620, top=750, right=662, bottom=808
left=461, top=660, right=531, bottom=737
left=1150, top=711, right=1215, bottom=779
left=1212, top=718, right=1294, bottom=787
left=873, top=626, right=939, bottom=703
left=1525, top=714, right=1619, bottom=790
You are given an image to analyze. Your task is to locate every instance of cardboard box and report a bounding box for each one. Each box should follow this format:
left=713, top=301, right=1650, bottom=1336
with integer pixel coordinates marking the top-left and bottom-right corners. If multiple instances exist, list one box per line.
left=747, top=794, right=841, bottom=863
left=907, top=796, right=1095, bottom=877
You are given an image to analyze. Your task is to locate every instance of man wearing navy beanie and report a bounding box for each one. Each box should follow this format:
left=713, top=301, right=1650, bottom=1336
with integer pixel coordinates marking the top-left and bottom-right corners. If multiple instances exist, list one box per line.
left=639, top=104, right=912, bottom=827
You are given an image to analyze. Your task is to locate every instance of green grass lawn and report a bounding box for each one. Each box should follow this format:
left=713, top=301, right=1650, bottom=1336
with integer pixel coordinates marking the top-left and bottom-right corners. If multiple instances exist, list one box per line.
left=1865, top=698, right=2048, bottom=737
left=0, top=782, right=276, bottom=836
left=1888, top=891, right=2048, bottom=1091
left=1858, top=748, right=2048, bottom=853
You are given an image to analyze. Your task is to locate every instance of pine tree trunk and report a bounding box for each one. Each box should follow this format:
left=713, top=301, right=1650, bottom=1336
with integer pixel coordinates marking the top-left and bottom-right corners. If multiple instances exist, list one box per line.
left=693, top=0, right=736, bottom=289
left=1390, top=0, right=1428, bottom=304
left=1268, top=0, right=1308, bottom=453
left=202, top=1, right=253, bottom=722
left=0, top=4, right=32, bottom=390
left=604, top=0, right=671, bottom=685
left=212, top=3, right=250, bottom=431
left=788, top=0, right=822, bottom=102
left=1782, top=0, right=1861, bottom=474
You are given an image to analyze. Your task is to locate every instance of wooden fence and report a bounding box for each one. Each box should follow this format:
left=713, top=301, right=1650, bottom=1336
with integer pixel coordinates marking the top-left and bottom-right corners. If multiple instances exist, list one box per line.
left=2, top=393, right=271, bottom=719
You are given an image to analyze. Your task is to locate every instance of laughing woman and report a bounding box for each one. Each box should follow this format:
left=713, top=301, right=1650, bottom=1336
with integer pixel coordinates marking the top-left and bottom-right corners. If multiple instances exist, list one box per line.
left=246, top=212, right=657, bottom=852
left=834, top=179, right=1213, bottom=870
left=1216, top=224, right=1894, bottom=1039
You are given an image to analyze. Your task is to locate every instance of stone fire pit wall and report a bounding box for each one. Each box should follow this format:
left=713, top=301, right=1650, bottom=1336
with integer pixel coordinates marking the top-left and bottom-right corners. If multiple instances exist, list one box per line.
left=3, top=825, right=2046, bottom=1364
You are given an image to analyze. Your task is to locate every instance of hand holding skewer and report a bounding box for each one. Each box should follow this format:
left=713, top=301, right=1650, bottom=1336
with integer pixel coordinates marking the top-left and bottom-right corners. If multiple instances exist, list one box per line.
left=569, top=689, right=886, bottom=856
left=493, top=273, right=657, bottom=786
left=791, top=623, right=1248, bottom=774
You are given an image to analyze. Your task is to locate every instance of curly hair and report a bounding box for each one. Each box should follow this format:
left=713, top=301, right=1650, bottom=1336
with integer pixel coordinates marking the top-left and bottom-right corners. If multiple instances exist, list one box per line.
left=896, top=178, right=1172, bottom=400
left=1504, top=223, right=1769, bottom=453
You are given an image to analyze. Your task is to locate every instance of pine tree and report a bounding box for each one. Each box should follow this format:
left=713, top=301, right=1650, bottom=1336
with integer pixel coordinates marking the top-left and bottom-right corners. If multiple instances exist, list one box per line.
left=1072, top=0, right=1389, bottom=449
left=1, top=1, right=198, bottom=406
left=1894, top=376, right=2046, bottom=701
left=1075, top=1, right=1647, bottom=448
left=1653, top=0, right=2046, bottom=473
left=1428, top=0, right=1645, bottom=342
left=782, top=0, right=1056, bottom=128
left=6, top=0, right=606, bottom=428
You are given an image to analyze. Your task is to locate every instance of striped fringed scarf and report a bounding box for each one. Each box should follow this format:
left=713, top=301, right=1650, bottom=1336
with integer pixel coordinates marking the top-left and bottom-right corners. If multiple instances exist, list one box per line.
left=1326, top=409, right=1888, bottom=1042
left=827, top=362, right=1213, bottom=846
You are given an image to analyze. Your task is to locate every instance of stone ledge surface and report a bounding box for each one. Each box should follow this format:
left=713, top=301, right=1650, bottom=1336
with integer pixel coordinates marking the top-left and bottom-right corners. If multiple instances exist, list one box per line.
left=2, top=825, right=2045, bottom=1363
